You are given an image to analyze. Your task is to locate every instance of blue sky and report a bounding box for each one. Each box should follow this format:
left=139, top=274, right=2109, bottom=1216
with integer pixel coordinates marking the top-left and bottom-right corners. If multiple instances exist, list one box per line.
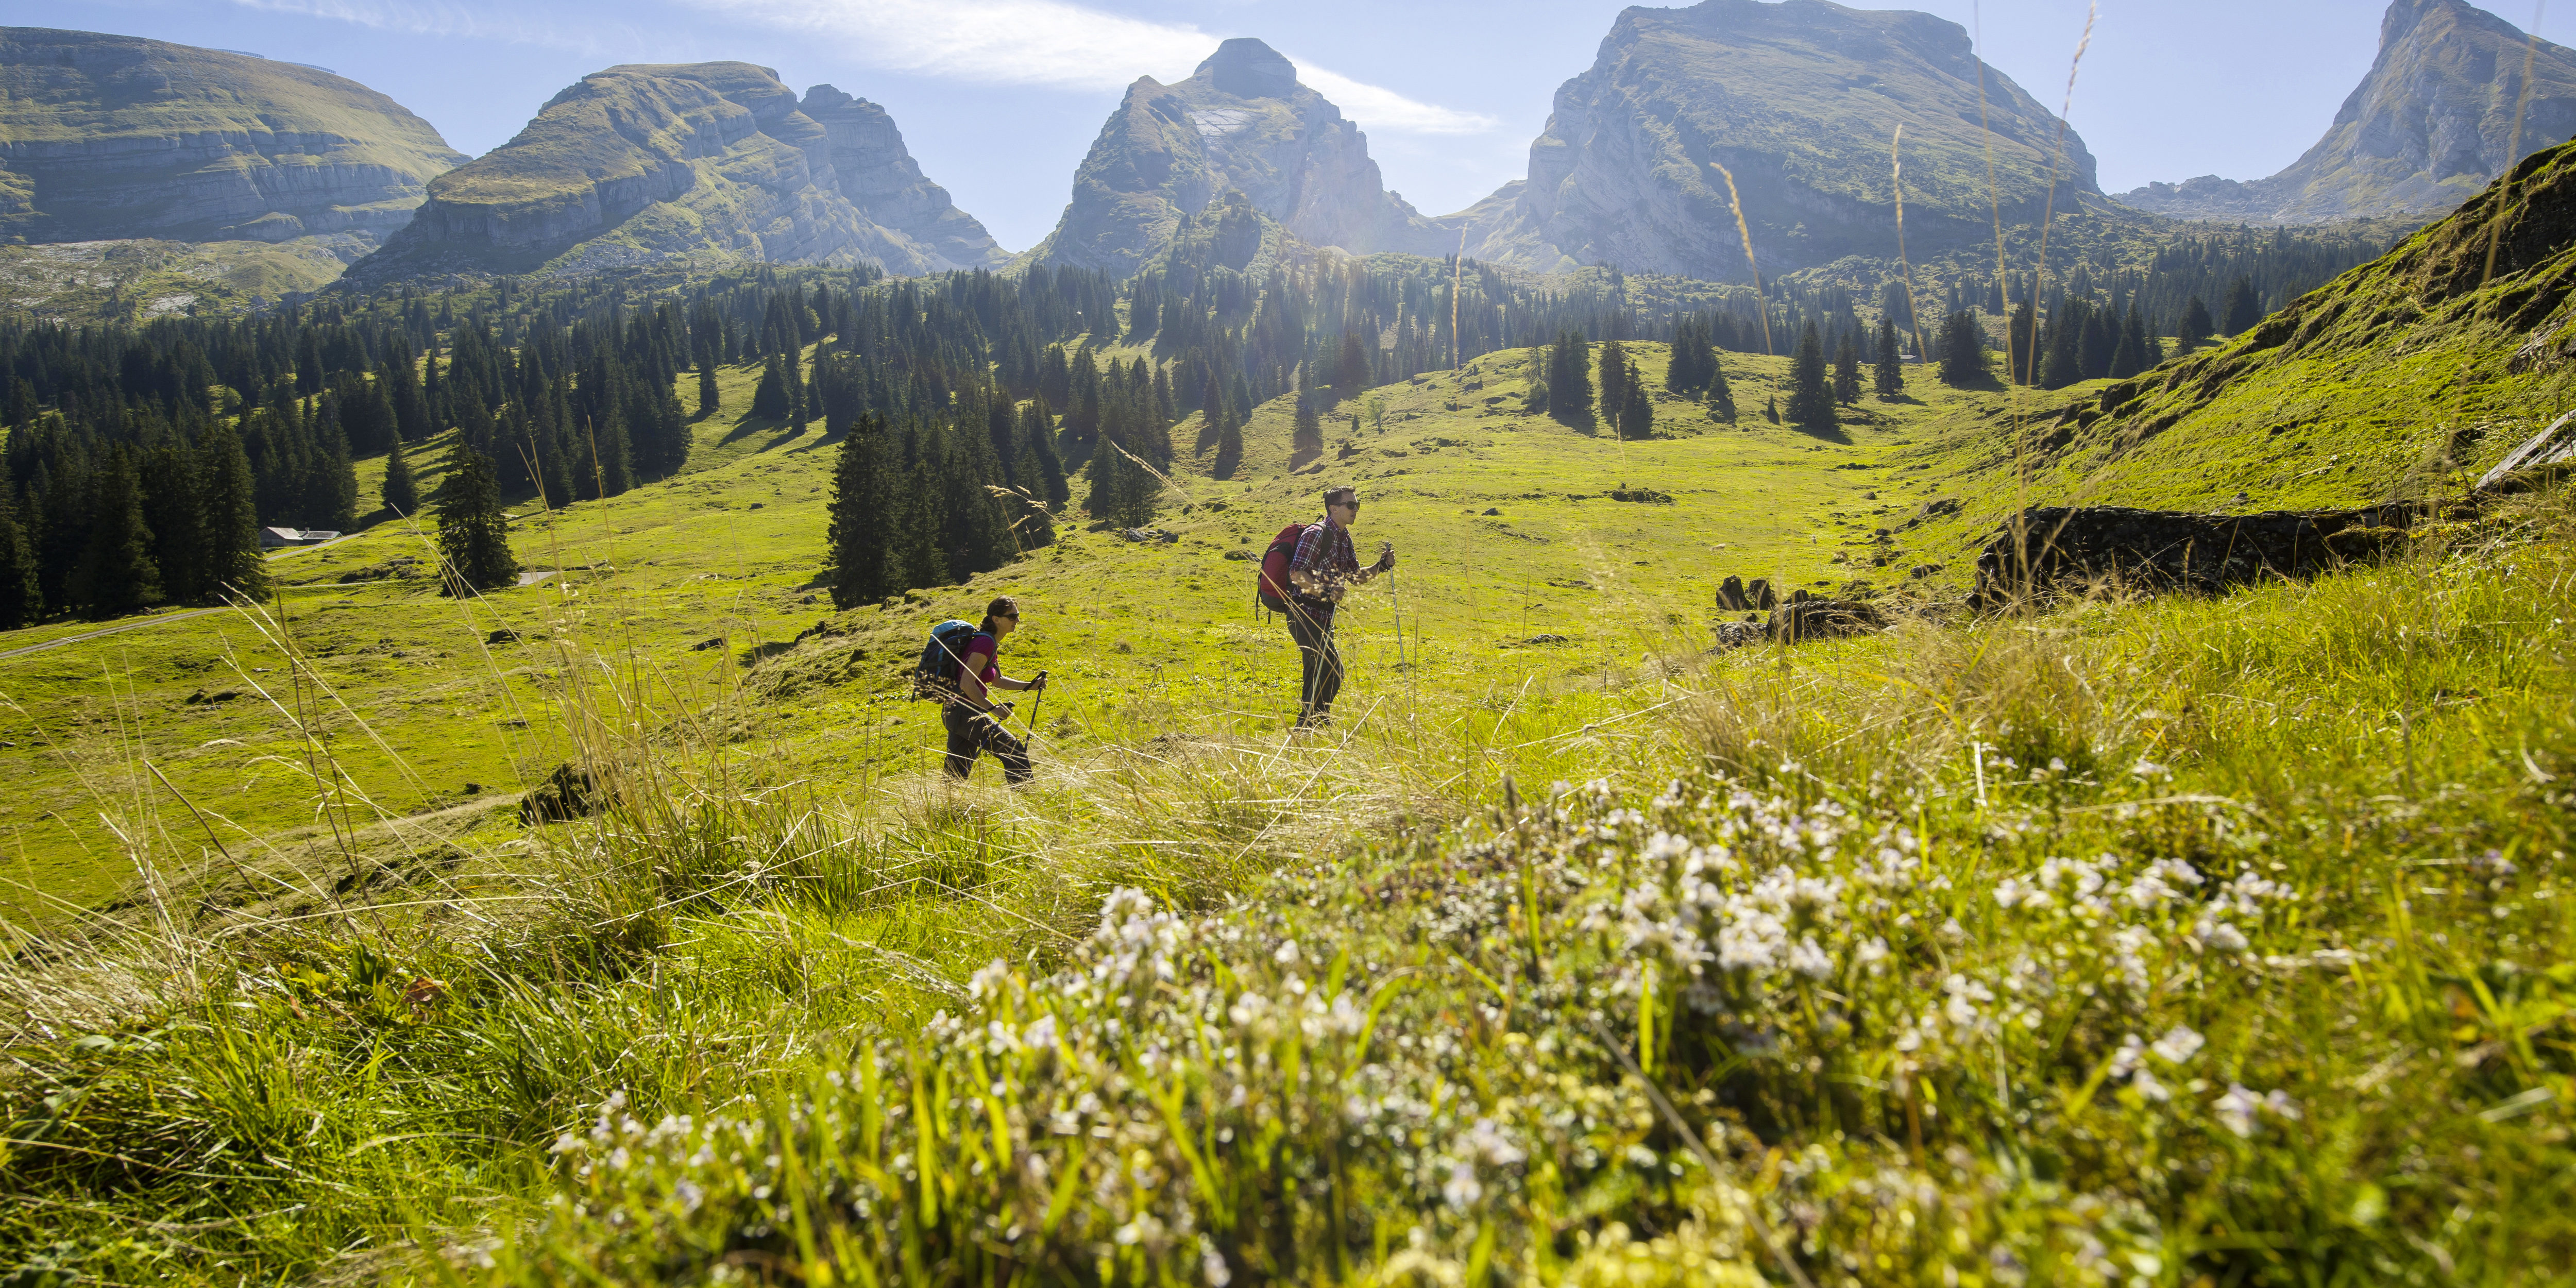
left=26, top=1, right=2471, bottom=252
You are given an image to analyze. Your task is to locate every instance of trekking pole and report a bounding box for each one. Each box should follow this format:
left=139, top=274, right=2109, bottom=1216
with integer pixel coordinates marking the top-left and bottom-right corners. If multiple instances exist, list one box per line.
left=1025, top=671, right=1049, bottom=740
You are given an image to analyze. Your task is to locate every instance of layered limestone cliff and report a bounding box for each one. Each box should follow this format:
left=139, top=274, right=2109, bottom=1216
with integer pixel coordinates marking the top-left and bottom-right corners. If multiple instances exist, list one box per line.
left=0, top=26, right=466, bottom=245
left=1453, top=0, right=2097, bottom=280
left=347, top=63, right=1003, bottom=284
left=1028, top=39, right=1450, bottom=274
left=2119, top=0, right=2576, bottom=224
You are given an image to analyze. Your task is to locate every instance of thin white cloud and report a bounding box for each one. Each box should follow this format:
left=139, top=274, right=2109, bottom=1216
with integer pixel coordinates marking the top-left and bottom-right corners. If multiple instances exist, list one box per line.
left=1294, top=64, right=1493, bottom=136
left=228, top=0, right=637, bottom=57
left=691, top=0, right=1495, bottom=134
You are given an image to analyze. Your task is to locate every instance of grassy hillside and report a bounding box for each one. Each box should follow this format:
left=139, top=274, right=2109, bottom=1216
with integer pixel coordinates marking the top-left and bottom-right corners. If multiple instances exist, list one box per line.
left=7, top=152, right=2576, bottom=1277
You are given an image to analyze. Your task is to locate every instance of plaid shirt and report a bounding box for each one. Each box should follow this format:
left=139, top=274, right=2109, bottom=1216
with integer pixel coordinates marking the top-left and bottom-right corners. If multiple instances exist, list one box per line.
left=1288, top=518, right=1358, bottom=603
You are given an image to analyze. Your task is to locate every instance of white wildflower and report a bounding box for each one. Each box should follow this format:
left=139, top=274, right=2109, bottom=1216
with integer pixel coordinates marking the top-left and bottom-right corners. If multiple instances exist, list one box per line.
left=1464, top=1118, right=1526, bottom=1166
left=1274, top=939, right=1302, bottom=966
left=2131, top=1068, right=2171, bottom=1103
left=1788, top=936, right=1834, bottom=979
left=1200, top=1236, right=1233, bottom=1286
left=2150, top=1025, right=2205, bottom=1064
left=1442, top=1159, right=1483, bottom=1209
left=2196, top=918, right=2250, bottom=952
left=2214, top=1084, right=2261, bottom=1137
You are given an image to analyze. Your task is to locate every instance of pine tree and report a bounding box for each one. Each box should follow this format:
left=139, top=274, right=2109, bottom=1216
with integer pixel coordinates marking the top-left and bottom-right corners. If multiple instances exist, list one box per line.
left=195, top=420, right=266, bottom=601
left=1616, top=352, right=1655, bottom=440
left=2041, top=302, right=2084, bottom=389
left=2008, top=301, right=2039, bottom=384
left=383, top=432, right=419, bottom=515
left=139, top=435, right=205, bottom=605
left=73, top=447, right=161, bottom=619
left=1785, top=322, right=1835, bottom=427
left=2110, top=302, right=2150, bottom=379
left=751, top=354, right=792, bottom=419
left=1598, top=341, right=1632, bottom=428
left=1939, top=310, right=1990, bottom=386
left=1548, top=330, right=1593, bottom=423
left=1706, top=354, right=1737, bottom=422
left=825, top=414, right=894, bottom=609
left=2079, top=305, right=2114, bottom=381
left=435, top=446, right=518, bottom=594
left=2178, top=296, right=2215, bottom=349
left=1293, top=397, right=1324, bottom=458
left=1022, top=400, right=1071, bottom=505
left=698, top=357, right=720, bottom=416
left=1873, top=317, right=1904, bottom=397
left=1833, top=332, right=1861, bottom=403
left=0, top=486, right=41, bottom=629
left=1336, top=332, right=1370, bottom=397
left=2222, top=276, right=2261, bottom=336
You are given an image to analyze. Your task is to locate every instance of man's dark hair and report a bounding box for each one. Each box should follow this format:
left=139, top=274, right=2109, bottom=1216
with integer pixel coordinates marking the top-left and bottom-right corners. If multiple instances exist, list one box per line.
left=981, top=596, right=1021, bottom=632
left=1323, top=486, right=1358, bottom=507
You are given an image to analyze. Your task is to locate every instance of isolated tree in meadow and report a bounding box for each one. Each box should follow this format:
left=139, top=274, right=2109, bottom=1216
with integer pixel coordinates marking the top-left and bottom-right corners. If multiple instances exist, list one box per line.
left=1938, top=311, right=1989, bottom=387
left=0, top=486, right=40, bottom=629
left=1874, top=317, right=1905, bottom=397
left=2222, top=276, right=2261, bottom=336
left=1785, top=322, right=1836, bottom=427
left=1598, top=341, right=1633, bottom=427
left=1834, top=332, right=1861, bottom=403
left=383, top=433, right=420, bottom=515
left=436, top=445, right=518, bottom=595
left=698, top=356, right=720, bottom=417
left=2178, top=296, right=2215, bottom=349
left=1293, top=396, right=1325, bottom=458
left=1615, top=357, right=1655, bottom=440
left=1547, top=330, right=1592, bottom=423
left=1705, top=354, right=1738, bottom=422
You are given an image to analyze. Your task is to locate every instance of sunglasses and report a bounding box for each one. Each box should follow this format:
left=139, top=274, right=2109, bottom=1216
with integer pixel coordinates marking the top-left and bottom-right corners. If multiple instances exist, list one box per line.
left=1335, top=500, right=1362, bottom=513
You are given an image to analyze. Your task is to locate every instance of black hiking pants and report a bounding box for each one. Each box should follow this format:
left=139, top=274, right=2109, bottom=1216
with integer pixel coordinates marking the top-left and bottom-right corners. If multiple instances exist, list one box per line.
left=942, top=702, right=1032, bottom=784
left=1285, top=603, right=1343, bottom=724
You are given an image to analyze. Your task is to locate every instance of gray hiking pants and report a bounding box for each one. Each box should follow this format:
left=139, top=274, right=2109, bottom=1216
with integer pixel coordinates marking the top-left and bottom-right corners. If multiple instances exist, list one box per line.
left=942, top=702, right=1032, bottom=784
left=1285, top=604, right=1342, bottom=722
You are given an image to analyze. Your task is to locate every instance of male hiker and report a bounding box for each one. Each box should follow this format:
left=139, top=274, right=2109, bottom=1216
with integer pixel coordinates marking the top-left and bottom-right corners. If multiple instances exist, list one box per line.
left=1280, top=485, right=1394, bottom=728
left=934, top=596, right=1047, bottom=784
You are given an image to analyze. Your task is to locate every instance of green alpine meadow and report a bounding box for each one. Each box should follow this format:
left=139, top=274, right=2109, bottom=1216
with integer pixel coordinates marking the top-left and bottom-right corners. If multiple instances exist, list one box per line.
left=3, top=1, right=2575, bottom=1283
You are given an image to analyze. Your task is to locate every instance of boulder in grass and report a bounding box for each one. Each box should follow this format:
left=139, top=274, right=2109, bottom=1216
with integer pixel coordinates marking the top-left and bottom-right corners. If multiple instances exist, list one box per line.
left=1715, top=574, right=1749, bottom=610
left=1768, top=598, right=1886, bottom=642
left=520, top=762, right=608, bottom=825
left=1968, top=505, right=2419, bottom=607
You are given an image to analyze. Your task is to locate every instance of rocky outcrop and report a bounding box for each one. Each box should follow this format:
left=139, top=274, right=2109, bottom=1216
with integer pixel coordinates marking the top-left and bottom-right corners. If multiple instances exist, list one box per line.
left=0, top=26, right=466, bottom=245
left=346, top=63, right=1002, bottom=284
left=2117, top=0, right=2576, bottom=224
left=1028, top=38, right=1450, bottom=275
left=799, top=86, right=1006, bottom=274
left=1452, top=0, right=2097, bottom=279
left=1968, top=506, right=2416, bottom=606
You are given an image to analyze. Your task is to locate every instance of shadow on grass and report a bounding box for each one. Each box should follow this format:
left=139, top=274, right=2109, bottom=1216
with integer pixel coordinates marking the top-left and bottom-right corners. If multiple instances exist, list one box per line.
left=1789, top=420, right=1854, bottom=445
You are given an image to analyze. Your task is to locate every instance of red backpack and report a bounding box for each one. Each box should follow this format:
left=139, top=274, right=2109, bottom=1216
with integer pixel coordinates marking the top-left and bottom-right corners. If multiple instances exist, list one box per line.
left=1256, top=522, right=1311, bottom=612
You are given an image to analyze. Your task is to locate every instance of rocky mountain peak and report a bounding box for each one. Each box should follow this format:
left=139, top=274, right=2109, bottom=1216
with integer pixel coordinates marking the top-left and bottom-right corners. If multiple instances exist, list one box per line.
left=347, top=61, right=1002, bottom=285
left=1196, top=38, right=1299, bottom=100
left=1453, top=0, right=2093, bottom=280
left=0, top=26, right=466, bottom=247
left=2119, top=0, right=2576, bottom=224
left=1027, top=35, right=1447, bottom=273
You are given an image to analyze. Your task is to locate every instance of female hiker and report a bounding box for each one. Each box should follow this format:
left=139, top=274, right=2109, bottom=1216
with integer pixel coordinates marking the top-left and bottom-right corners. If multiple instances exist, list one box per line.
left=946, top=595, right=1047, bottom=784
left=1283, top=485, right=1395, bottom=728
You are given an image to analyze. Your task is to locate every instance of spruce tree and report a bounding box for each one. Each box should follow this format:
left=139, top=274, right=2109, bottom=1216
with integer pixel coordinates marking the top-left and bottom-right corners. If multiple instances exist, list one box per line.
left=1833, top=332, right=1861, bottom=403
left=196, top=420, right=266, bottom=601
left=1293, top=397, right=1324, bottom=458
left=435, top=446, right=518, bottom=595
left=2078, top=305, right=2114, bottom=381
left=2110, top=302, right=2150, bottom=379
left=2178, top=296, right=2214, bottom=349
left=2222, top=276, right=2261, bottom=336
left=1022, top=400, right=1071, bottom=505
left=1706, top=354, right=1737, bottom=422
left=138, top=435, right=205, bottom=605
left=1616, top=353, right=1655, bottom=440
left=74, top=447, right=162, bottom=619
left=698, top=357, right=720, bottom=416
left=1548, top=330, right=1593, bottom=423
left=1939, top=310, right=1990, bottom=386
left=751, top=354, right=792, bottom=419
left=1598, top=341, right=1632, bottom=427
left=2041, top=302, right=2084, bottom=389
left=2008, top=301, right=2039, bottom=385
left=825, top=414, right=894, bottom=608
left=1785, top=322, right=1835, bottom=427
left=383, top=433, right=419, bottom=515
left=1873, top=317, right=1904, bottom=397
left=0, top=486, right=41, bottom=629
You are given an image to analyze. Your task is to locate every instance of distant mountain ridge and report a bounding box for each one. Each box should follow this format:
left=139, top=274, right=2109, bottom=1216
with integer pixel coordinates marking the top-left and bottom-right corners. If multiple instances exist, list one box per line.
left=0, top=26, right=466, bottom=246
left=347, top=62, right=1004, bottom=285
left=2119, top=0, right=2576, bottom=224
left=1448, top=0, right=2100, bottom=281
left=1027, top=38, right=1452, bottom=274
